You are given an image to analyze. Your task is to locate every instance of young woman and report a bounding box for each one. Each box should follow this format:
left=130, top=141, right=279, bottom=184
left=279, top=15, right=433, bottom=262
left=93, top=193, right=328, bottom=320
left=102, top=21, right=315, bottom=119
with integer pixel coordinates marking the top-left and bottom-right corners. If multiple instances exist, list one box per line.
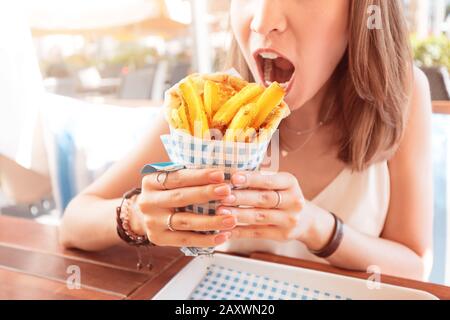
left=60, top=0, right=433, bottom=281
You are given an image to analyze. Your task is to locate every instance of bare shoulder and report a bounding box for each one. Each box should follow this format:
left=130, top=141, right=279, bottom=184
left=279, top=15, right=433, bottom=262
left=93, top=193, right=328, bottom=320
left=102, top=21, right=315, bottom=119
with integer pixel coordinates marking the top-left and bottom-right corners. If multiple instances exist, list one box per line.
left=412, top=66, right=432, bottom=107
left=388, top=65, right=433, bottom=173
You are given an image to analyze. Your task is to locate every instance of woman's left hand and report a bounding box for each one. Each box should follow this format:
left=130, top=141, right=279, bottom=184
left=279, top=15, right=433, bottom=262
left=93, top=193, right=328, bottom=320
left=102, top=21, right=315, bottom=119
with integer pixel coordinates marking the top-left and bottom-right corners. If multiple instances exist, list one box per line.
left=217, top=171, right=313, bottom=243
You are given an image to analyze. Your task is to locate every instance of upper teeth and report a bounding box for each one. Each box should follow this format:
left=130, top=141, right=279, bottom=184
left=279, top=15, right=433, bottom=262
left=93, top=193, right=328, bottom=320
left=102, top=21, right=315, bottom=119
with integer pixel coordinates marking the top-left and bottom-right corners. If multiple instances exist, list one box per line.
left=260, top=52, right=279, bottom=60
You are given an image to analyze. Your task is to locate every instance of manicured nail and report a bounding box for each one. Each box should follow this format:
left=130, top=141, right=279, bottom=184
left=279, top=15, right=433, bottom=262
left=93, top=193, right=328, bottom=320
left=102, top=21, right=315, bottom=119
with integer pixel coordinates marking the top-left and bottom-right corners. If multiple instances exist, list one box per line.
left=218, top=207, right=232, bottom=215
left=222, top=194, right=236, bottom=204
left=215, top=232, right=231, bottom=244
left=232, top=173, right=247, bottom=186
left=214, top=185, right=230, bottom=196
left=256, top=212, right=266, bottom=221
left=222, top=216, right=235, bottom=227
left=209, top=171, right=224, bottom=183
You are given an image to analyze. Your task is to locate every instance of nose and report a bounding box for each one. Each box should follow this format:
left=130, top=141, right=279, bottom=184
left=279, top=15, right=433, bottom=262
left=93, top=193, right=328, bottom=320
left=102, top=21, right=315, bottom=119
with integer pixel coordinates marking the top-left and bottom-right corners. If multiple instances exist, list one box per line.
left=250, top=0, right=287, bottom=36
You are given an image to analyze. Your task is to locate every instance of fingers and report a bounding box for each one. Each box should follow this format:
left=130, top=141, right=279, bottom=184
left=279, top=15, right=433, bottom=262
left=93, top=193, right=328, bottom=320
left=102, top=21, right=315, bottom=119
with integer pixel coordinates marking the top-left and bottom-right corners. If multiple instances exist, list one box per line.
left=142, top=168, right=225, bottom=191
left=217, top=206, right=298, bottom=228
left=170, top=211, right=236, bottom=232
left=139, top=183, right=231, bottom=210
left=143, top=210, right=235, bottom=232
left=149, top=230, right=232, bottom=247
left=230, top=226, right=288, bottom=242
left=221, top=189, right=303, bottom=210
left=230, top=171, right=297, bottom=190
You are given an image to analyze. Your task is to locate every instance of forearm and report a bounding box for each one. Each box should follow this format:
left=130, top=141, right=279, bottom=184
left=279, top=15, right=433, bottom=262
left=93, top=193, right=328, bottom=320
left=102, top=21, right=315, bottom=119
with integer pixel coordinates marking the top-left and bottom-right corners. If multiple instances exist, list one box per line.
left=325, top=225, right=426, bottom=281
left=0, top=155, right=52, bottom=204
left=303, top=202, right=427, bottom=281
left=60, top=194, right=122, bottom=251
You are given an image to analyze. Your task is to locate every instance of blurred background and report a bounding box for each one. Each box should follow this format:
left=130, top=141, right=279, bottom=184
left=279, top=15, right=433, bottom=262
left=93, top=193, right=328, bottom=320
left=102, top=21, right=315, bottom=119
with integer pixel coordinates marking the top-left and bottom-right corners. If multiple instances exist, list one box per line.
left=28, top=0, right=229, bottom=101
left=0, top=0, right=449, bottom=284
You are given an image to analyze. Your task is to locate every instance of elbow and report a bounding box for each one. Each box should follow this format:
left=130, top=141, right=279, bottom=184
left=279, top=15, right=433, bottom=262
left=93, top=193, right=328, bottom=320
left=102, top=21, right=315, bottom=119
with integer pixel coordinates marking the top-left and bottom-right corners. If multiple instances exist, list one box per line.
left=58, top=201, right=76, bottom=249
left=408, top=257, right=427, bottom=282
left=59, top=230, right=73, bottom=249
left=403, top=245, right=433, bottom=282
left=416, top=249, right=434, bottom=282
left=59, top=219, right=75, bottom=249
left=58, top=196, right=89, bottom=250
left=58, top=195, right=115, bottom=252
left=410, top=238, right=434, bottom=282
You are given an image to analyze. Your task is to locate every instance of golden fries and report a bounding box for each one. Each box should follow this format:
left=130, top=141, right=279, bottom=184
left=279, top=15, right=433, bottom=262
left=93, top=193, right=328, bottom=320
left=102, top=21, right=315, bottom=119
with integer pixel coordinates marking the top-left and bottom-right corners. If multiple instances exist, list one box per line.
left=252, top=82, right=285, bottom=129
left=212, top=84, right=264, bottom=128
left=224, top=103, right=258, bottom=142
left=166, top=73, right=290, bottom=142
left=215, top=85, right=237, bottom=113
left=178, top=101, right=191, bottom=133
left=179, top=79, right=209, bottom=138
left=203, top=80, right=218, bottom=121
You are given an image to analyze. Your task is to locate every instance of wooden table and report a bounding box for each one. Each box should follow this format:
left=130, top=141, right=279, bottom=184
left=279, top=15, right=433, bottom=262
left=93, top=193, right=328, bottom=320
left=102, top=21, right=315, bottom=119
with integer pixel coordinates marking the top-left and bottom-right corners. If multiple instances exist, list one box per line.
left=0, top=215, right=449, bottom=300
left=433, top=100, right=450, bottom=115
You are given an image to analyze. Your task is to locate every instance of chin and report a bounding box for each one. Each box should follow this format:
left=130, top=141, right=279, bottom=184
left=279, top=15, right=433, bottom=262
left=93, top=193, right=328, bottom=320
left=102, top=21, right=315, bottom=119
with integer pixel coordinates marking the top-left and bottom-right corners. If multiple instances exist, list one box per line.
left=284, top=88, right=307, bottom=112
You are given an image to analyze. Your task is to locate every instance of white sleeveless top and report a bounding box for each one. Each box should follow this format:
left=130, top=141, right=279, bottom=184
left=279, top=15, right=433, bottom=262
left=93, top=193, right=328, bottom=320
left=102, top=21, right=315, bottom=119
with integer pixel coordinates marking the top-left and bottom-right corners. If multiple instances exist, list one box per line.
left=216, top=161, right=391, bottom=264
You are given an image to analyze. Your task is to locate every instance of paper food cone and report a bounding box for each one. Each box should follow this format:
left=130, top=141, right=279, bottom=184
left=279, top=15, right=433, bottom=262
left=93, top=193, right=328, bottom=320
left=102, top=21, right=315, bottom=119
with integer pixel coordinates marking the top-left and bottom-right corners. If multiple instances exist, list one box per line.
left=159, top=71, right=289, bottom=256
left=160, top=128, right=272, bottom=256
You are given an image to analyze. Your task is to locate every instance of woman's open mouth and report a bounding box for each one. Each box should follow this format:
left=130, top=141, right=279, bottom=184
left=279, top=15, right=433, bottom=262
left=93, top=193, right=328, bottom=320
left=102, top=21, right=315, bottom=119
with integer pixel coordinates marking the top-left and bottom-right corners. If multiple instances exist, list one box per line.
left=254, top=49, right=296, bottom=93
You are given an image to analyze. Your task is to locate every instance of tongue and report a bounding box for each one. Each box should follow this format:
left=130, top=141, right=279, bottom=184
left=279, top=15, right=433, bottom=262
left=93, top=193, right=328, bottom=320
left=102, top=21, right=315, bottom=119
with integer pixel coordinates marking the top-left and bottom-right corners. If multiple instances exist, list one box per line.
left=274, top=57, right=294, bottom=71
left=271, top=57, right=294, bottom=83
left=273, top=66, right=294, bottom=84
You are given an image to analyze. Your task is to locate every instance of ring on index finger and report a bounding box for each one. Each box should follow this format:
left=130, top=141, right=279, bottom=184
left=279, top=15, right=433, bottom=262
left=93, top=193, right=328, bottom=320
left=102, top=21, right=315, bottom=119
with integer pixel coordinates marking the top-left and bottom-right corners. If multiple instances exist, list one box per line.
left=156, top=171, right=169, bottom=190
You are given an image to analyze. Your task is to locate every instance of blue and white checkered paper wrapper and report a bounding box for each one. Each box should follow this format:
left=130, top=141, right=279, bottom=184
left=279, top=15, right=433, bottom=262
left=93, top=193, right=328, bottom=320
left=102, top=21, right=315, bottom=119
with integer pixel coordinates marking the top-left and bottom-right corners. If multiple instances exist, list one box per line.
left=189, top=264, right=351, bottom=300
left=160, top=128, right=271, bottom=256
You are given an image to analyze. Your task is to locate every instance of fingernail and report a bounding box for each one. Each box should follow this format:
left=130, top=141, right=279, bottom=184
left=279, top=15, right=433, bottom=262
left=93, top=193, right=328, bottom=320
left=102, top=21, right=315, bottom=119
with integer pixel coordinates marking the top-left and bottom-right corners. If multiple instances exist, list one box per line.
left=222, top=194, right=236, bottom=204
left=215, top=232, right=231, bottom=244
left=209, top=171, right=224, bottom=183
left=218, top=207, right=232, bottom=215
left=232, top=173, right=247, bottom=186
left=214, top=185, right=230, bottom=196
left=256, top=212, right=266, bottom=221
left=222, top=216, right=235, bottom=227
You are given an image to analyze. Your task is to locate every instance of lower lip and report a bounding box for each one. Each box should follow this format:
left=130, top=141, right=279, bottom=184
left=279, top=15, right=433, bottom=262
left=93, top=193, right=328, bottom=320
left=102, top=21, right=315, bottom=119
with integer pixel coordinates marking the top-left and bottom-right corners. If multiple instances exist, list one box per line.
left=280, top=73, right=295, bottom=95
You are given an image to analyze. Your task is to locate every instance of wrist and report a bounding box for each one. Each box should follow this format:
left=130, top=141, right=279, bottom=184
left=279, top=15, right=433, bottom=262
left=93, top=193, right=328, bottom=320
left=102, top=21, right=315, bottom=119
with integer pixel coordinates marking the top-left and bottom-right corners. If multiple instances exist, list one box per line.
left=299, top=202, right=335, bottom=252
left=128, top=194, right=146, bottom=237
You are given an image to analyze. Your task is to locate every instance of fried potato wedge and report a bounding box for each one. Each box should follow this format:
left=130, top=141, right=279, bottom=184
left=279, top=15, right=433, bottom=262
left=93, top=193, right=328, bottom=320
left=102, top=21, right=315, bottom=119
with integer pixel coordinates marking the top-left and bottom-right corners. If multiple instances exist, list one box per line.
left=165, top=73, right=290, bottom=142
left=212, top=84, right=264, bottom=128
left=179, top=78, right=209, bottom=138
left=252, top=82, right=285, bottom=129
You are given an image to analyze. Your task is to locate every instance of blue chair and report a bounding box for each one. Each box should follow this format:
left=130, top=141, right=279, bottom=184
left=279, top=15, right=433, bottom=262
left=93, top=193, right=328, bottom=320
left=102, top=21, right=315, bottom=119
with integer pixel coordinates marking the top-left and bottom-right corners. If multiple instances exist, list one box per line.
left=42, top=94, right=161, bottom=213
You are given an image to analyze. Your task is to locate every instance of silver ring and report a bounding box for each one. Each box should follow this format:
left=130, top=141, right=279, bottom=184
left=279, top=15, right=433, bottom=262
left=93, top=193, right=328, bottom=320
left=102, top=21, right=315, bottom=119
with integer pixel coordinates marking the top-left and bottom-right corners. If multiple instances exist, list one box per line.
left=273, top=190, right=282, bottom=209
left=156, top=171, right=169, bottom=190
left=167, top=212, right=177, bottom=232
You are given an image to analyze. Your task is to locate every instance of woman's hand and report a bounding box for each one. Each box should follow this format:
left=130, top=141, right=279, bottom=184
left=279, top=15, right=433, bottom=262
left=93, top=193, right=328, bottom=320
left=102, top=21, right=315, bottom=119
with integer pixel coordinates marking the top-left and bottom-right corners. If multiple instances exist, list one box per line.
left=217, top=171, right=334, bottom=250
left=131, top=168, right=236, bottom=248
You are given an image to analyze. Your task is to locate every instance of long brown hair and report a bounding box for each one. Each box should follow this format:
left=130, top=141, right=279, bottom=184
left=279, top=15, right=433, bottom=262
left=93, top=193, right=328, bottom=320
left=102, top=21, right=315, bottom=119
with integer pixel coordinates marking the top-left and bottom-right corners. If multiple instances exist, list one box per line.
left=226, top=0, right=413, bottom=171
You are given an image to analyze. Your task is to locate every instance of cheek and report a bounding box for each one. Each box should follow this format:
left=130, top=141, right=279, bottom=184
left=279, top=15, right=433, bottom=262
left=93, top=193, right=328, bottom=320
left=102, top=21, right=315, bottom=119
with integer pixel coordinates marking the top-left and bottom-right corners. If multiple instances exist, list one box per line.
left=230, top=2, right=250, bottom=54
left=289, top=1, right=349, bottom=109
left=229, top=1, right=258, bottom=76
